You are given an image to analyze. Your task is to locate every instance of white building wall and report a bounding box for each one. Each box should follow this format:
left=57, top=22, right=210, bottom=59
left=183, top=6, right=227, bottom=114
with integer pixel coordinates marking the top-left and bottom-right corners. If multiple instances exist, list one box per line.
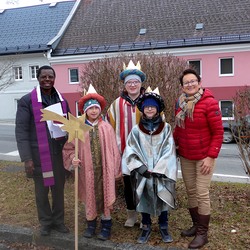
left=0, top=53, right=49, bottom=120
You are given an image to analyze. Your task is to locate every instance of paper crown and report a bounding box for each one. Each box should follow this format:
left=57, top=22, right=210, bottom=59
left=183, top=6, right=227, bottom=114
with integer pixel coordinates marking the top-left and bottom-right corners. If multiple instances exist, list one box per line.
left=78, top=84, right=106, bottom=114
left=123, top=60, right=142, bottom=71
left=145, top=86, right=160, bottom=95
left=137, top=86, right=165, bottom=113
left=120, top=60, right=146, bottom=82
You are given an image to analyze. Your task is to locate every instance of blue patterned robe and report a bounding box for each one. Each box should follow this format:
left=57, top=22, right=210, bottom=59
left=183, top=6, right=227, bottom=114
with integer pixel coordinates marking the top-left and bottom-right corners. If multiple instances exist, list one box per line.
left=122, top=122, right=178, bottom=216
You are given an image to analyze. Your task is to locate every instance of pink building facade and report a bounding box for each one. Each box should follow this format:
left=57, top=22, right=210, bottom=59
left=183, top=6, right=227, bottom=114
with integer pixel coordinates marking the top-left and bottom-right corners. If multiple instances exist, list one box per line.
left=181, top=50, right=249, bottom=99
left=51, top=47, right=250, bottom=119
left=52, top=63, right=86, bottom=116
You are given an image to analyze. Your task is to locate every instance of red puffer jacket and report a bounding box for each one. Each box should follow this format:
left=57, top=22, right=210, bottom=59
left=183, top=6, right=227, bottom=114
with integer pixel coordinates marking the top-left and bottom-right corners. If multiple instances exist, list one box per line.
left=173, top=89, right=223, bottom=160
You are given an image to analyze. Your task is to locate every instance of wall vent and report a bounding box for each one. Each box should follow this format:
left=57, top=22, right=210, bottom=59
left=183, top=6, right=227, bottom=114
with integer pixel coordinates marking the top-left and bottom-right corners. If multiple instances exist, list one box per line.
left=49, top=2, right=57, bottom=7
left=139, top=28, right=147, bottom=35
left=195, top=23, right=204, bottom=30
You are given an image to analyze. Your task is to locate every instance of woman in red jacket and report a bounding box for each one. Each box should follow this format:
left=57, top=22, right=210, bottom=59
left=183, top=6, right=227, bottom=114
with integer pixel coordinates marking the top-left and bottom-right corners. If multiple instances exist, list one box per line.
left=174, top=69, right=223, bottom=249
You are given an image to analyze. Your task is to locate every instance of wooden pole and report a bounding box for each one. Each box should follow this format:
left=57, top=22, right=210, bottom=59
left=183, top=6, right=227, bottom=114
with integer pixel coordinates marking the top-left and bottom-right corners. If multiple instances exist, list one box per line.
left=74, top=130, right=79, bottom=250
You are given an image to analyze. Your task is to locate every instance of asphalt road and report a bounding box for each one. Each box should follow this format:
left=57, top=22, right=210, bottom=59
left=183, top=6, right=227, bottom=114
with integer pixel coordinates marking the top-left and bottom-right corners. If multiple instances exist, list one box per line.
left=0, top=122, right=249, bottom=183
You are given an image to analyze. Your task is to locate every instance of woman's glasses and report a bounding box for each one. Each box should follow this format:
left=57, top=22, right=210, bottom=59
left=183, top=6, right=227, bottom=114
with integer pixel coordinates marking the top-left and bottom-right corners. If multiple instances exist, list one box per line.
left=183, top=79, right=198, bottom=86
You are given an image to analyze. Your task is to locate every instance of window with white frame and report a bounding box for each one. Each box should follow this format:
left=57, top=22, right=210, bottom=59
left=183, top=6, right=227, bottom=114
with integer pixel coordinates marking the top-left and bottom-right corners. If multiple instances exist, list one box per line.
left=219, top=100, right=234, bottom=119
left=188, top=60, right=201, bottom=76
left=219, top=58, right=234, bottom=76
left=13, top=66, right=23, bottom=80
left=30, top=65, right=39, bottom=79
left=69, top=68, right=79, bottom=83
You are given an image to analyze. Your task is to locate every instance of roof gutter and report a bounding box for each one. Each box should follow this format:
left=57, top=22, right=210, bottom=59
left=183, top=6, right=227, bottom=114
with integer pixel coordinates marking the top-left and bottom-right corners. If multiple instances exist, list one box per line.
left=51, top=34, right=250, bottom=57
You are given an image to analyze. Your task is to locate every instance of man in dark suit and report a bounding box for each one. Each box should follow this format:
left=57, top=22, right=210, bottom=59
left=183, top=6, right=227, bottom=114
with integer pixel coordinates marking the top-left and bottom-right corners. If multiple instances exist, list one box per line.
left=15, top=65, right=70, bottom=236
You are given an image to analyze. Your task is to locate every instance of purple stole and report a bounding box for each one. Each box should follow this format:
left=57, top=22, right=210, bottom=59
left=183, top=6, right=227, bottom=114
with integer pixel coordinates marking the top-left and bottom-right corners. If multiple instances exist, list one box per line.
left=31, top=87, right=67, bottom=187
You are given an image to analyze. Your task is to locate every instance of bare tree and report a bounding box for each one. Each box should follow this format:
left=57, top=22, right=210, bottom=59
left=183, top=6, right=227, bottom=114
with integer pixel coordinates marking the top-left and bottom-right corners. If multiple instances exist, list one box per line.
left=0, top=61, right=15, bottom=91
left=80, top=53, right=187, bottom=127
left=232, top=87, right=250, bottom=178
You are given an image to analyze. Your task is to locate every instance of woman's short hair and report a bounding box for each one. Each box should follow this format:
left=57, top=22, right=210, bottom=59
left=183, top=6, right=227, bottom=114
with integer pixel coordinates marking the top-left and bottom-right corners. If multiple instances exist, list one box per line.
left=179, top=68, right=201, bottom=86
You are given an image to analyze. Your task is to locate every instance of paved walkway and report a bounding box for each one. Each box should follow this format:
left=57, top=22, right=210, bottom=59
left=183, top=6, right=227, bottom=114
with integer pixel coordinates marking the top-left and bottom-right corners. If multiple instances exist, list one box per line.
left=0, top=224, right=185, bottom=250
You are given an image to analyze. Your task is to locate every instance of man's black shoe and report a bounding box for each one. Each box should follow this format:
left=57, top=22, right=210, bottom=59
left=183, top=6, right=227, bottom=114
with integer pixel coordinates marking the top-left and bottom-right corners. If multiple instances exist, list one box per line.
left=53, top=224, right=70, bottom=233
left=40, top=225, right=51, bottom=236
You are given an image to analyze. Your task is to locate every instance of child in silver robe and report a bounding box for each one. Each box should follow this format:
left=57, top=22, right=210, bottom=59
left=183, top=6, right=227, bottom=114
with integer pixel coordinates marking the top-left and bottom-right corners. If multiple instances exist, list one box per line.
left=122, top=90, right=178, bottom=244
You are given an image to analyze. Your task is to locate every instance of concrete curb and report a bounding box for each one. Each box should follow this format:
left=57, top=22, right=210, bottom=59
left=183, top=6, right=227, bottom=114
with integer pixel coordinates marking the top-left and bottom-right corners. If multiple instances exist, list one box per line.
left=0, top=224, right=33, bottom=244
left=0, top=120, right=15, bottom=126
left=0, top=224, right=184, bottom=250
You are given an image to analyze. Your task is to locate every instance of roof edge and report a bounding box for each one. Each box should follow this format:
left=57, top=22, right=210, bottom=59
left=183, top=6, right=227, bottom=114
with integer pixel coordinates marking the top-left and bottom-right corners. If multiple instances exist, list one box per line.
left=48, top=0, right=81, bottom=48
left=0, top=44, right=50, bottom=55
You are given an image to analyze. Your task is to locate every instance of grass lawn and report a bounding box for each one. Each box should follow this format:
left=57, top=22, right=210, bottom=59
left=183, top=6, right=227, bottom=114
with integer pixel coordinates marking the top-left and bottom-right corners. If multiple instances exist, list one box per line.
left=0, top=160, right=249, bottom=249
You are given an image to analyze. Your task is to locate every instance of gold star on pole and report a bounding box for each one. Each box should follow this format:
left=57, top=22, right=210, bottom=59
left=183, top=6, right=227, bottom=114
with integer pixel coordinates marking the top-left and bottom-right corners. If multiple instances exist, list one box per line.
left=40, top=110, right=92, bottom=142
left=41, top=107, right=92, bottom=250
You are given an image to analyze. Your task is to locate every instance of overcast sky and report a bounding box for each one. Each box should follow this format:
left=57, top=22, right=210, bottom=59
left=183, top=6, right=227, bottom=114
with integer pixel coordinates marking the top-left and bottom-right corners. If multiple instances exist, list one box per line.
left=0, top=0, right=70, bottom=9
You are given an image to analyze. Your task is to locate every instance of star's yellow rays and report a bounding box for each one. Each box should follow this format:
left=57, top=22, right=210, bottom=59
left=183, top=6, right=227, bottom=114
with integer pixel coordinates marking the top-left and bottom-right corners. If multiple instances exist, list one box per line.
left=40, top=109, right=92, bottom=142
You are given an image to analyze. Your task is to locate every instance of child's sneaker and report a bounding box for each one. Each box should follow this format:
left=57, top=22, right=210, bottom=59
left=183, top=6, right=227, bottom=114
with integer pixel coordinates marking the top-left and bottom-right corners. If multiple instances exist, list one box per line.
left=137, top=224, right=151, bottom=244
left=159, top=225, right=173, bottom=243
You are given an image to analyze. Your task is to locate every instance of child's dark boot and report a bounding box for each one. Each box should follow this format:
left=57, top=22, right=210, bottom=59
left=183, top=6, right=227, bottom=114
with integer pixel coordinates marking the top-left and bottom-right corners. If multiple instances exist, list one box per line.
left=83, top=219, right=97, bottom=238
left=97, top=219, right=112, bottom=241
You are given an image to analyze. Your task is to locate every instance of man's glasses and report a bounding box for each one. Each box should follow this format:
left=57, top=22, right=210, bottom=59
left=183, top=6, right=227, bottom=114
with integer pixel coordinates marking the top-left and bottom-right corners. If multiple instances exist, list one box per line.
left=183, top=79, right=198, bottom=86
left=126, top=81, right=141, bottom=86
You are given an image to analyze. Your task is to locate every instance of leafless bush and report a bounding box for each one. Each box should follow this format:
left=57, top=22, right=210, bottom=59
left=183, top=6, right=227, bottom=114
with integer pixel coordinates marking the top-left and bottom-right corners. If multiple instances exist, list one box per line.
left=80, top=53, right=187, bottom=127
left=232, top=86, right=250, bottom=177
